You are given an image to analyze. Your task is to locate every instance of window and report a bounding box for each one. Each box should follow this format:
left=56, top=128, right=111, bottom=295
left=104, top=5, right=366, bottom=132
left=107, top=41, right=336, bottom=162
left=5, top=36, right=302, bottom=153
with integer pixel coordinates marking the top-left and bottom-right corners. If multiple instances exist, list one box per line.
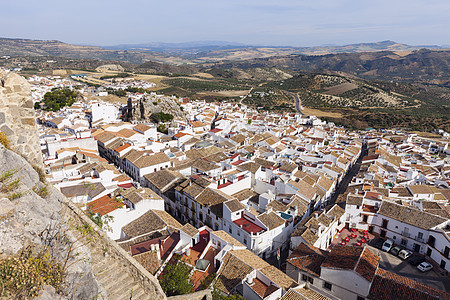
left=229, top=227, right=232, bottom=234
left=301, top=274, right=314, bottom=284
left=382, top=219, right=389, bottom=229
left=323, top=282, right=332, bottom=291
left=237, top=231, right=240, bottom=236
left=401, top=239, right=407, bottom=246
left=357, top=297, right=365, bottom=300
left=244, top=238, right=247, bottom=245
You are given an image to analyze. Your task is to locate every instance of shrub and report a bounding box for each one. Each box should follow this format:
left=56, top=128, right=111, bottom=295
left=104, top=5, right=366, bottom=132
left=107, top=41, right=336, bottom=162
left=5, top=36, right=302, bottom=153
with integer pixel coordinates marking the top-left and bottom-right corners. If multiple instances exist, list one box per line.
left=151, top=112, right=174, bottom=123
left=158, top=255, right=193, bottom=296
left=0, top=132, right=9, bottom=149
left=0, top=247, right=66, bottom=298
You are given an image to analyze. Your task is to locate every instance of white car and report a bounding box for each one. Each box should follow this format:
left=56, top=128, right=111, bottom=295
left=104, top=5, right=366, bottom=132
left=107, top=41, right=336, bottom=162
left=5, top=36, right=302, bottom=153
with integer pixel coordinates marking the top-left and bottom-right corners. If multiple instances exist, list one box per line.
left=417, top=262, right=433, bottom=272
left=381, top=239, right=394, bottom=252
left=398, top=249, right=413, bottom=260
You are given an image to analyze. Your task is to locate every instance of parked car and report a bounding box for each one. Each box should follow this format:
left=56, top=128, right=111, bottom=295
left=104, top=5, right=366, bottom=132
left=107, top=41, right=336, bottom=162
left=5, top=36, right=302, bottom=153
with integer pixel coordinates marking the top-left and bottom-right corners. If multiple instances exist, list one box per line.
left=371, top=238, right=384, bottom=249
left=381, top=239, right=394, bottom=252
left=398, top=249, right=413, bottom=260
left=390, top=245, right=403, bottom=256
left=417, top=262, right=433, bottom=272
left=408, top=254, right=426, bottom=266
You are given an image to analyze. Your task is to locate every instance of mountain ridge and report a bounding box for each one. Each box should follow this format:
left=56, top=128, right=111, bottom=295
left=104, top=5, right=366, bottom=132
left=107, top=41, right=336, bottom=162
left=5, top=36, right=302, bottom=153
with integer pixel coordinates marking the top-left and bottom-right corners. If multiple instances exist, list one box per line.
left=0, top=37, right=446, bottom=66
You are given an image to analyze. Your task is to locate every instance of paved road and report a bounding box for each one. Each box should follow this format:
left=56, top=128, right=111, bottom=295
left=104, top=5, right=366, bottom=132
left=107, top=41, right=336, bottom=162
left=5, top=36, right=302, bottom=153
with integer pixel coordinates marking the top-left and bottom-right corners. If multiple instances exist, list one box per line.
left=330, top=143, right=368, bottom=205
left=285, top=91, right=304, bottom=115
left=239, top=87, right=253, bottom=105
left=366, top=244, right=450, bottom=293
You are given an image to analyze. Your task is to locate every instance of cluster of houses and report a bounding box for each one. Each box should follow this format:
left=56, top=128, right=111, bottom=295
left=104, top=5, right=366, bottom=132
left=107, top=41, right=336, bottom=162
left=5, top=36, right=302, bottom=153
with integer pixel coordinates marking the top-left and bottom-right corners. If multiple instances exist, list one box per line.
left=32, top=75, right=450, bottom=300
left=340, top=133, right=450, bottom=273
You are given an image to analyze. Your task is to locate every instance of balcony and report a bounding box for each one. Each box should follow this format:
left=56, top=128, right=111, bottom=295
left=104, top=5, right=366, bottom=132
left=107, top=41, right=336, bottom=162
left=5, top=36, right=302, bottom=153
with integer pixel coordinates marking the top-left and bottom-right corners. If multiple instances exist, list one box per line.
left=362, top=205, right=378, bottom=214
left=414, top=236, right=425, bottom=243
left=401, top=231, right=411, bottom=238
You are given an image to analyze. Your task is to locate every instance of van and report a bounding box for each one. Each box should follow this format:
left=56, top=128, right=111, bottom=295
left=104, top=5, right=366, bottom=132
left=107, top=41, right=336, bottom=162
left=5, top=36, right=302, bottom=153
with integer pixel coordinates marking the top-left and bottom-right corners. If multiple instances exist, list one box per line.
left=381, top=239, right=394, bottom=252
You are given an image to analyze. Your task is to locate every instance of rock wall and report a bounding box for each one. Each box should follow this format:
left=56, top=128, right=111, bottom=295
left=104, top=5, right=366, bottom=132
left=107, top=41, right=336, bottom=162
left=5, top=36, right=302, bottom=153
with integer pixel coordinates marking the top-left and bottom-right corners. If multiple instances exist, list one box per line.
left=0, top=69, right=43, bottom=166
left=0, top=144, right=102, bottom=299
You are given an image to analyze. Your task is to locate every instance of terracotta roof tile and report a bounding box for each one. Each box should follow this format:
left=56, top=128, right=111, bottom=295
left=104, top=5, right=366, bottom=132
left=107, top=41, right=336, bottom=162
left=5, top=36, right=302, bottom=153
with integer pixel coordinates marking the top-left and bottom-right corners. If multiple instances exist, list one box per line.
left=368, top=268, right=450, bottom=300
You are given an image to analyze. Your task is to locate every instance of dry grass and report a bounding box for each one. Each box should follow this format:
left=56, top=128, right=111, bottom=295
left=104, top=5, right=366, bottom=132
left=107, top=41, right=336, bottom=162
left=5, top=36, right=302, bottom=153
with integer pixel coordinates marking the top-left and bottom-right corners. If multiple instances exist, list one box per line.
left=302, top=107, right=343, bottom=118
left=192, top=72, right=215, bottom=79
left=197, top=90, right=250, bottom=97
left=410, top=131, right=442, bottom=139
left=52, top=69, right=68, bottom=76
left=325, top=83, right=358, bottom=95
left=98, top=94, right=128, bottom=104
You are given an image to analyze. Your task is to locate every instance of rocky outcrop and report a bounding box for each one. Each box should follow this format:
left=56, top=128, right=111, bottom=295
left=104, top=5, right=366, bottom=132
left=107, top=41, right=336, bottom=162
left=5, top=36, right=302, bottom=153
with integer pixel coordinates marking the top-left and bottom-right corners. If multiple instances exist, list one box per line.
left=0, top=144, right=167, bottom=299
left=0, top=69, right=42, bottom=166
left=0, top=70, right=168, bottom=299
left=96, top=64, right=125, bottom=73
left=0, top=144, right=102, bottom=299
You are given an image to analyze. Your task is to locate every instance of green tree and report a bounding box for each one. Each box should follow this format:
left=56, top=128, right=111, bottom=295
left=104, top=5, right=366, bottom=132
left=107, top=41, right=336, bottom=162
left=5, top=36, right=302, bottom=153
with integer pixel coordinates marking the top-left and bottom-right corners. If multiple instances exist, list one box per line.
left=42, top=88, right=79, bottom=111
left=151, top=112, right=174, bottom=123
left=212, top=289, right=245, bottom=300
left=158, top=256, right=193, bottom=296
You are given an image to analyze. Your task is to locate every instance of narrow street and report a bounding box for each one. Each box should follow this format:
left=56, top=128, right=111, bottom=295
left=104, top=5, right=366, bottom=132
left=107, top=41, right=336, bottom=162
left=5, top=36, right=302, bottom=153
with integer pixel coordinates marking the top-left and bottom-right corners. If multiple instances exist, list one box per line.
left=329, top=142, right=368, bottom=205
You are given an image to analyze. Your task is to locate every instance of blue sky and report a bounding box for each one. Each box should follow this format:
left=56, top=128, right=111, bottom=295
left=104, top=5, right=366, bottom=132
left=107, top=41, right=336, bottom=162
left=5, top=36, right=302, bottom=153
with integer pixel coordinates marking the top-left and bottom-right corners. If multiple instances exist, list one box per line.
left=1, top=0, right=449, bottom=46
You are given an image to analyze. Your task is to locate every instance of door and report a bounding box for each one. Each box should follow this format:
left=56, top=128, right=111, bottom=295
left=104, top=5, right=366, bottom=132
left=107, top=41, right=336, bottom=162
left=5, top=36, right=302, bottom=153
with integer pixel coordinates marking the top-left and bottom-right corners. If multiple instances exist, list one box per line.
left=440, top=260, right=446, bottom=270
left=368, top=226, right=374, bottom=233
left=413, top=243, right=420, bottom=253
left=380, top=230, right=386, bottom=238
left=427, top=248, right=433, bottom=256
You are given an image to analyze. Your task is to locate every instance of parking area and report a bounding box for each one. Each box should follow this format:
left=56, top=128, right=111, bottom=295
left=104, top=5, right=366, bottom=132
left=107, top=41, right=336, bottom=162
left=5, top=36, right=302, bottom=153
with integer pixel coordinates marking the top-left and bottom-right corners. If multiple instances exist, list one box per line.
left=366, top=243, right=450, bottom=293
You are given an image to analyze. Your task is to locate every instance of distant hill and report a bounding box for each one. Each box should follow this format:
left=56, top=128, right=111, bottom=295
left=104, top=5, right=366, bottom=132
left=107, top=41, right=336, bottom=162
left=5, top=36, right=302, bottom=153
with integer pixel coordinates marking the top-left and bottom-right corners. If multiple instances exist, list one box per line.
left=0, top=38, right=200, bottom=73
left=0, top=37, right=445, bottom=65
left=0, top=37, right=167, bottom=64
left=103, top=41, right=247, bottom=52
left=208, top=49, right=450, bottom=83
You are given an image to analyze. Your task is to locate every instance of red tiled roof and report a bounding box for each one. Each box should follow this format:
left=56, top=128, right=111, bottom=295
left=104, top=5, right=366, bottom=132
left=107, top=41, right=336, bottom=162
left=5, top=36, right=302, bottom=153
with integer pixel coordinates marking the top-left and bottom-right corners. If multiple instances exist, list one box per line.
left=130, top=238, right=159, bottom=256
left=87, top=195, right=123, bottom=215
left=365, top=191, right=381, bottom=200
left=355, top=247, right=380, bottom=281
left=321, top=245, right=363, bottom=270
left=161, top=232, right=180, bottom=261
left=118, top=182, right=134, bottom=188
left=287, top=243, right=327, bottom=277
left=209, top=128, right=222, bottom=133
left=368, top=268, right=450, bottom=300
left=231, top=159, right=245, bottom=166
left=115, top=143, right=131, bottom=152
left=251, top=278, right=278, bottom=298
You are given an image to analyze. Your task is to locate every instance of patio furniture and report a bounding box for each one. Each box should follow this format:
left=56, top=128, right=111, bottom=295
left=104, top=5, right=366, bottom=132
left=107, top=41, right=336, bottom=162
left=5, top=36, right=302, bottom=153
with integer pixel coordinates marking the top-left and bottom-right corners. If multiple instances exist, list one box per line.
left=344, top=237, right=350, bottom=242
left=340, top=241, right=347, bottom=246
left=350, top=233, right=357, bottom=239
left=356, top=242, right=362, bottom=246
left=361, top=239, right=367, bottom=243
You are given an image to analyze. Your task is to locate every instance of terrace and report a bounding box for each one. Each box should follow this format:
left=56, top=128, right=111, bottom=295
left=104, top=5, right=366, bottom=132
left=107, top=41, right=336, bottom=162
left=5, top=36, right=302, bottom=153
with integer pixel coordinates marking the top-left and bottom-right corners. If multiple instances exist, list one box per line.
left=234, top=217, right=265, bottom=235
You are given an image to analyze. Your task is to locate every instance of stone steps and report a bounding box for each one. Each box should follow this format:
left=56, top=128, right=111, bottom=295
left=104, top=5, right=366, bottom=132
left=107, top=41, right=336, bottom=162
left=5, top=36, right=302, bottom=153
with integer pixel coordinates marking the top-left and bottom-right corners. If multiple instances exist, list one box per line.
left=90, top=254, right=154, bottom=299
